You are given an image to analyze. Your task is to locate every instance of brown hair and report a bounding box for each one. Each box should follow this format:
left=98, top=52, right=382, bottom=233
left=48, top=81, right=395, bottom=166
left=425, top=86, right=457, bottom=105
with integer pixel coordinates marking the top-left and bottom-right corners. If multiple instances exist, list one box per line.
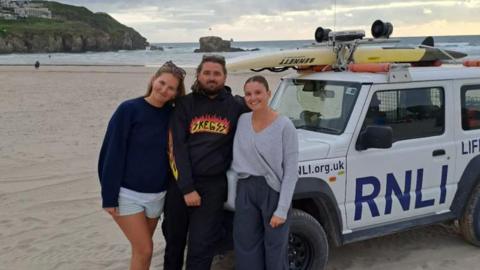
left=244, top=75, right=270, bottom=92
left=146, top=61, right=186, bottom=99
left=191, top=54, right=227, bottom=92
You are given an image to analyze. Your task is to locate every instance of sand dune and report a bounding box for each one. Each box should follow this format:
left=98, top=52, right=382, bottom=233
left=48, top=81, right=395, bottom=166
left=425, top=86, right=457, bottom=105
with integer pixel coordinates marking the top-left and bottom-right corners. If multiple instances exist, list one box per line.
left=0, top=66, right=478, bottom=270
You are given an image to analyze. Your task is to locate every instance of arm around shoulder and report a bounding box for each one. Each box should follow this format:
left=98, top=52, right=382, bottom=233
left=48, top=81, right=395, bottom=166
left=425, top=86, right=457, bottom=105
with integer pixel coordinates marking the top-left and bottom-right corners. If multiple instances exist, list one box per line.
left=234, top=95, right=251, bottom=114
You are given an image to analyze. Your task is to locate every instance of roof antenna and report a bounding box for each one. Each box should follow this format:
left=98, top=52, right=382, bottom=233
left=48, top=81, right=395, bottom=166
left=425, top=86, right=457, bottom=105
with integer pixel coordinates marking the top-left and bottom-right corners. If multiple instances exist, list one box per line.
left=333, top=0, right=337, bottom=31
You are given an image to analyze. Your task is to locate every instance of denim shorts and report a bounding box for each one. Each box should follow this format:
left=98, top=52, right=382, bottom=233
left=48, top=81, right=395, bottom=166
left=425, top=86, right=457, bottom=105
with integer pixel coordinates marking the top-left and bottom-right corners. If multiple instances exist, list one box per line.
left=117, top=193, right=166, bottom=219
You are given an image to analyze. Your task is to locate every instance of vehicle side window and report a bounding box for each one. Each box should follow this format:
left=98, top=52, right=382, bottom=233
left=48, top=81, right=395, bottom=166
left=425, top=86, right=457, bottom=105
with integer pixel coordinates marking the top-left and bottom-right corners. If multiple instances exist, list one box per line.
left=461, top=85, right=480, bottom=131
left=362, top=87, right=445, bottom=142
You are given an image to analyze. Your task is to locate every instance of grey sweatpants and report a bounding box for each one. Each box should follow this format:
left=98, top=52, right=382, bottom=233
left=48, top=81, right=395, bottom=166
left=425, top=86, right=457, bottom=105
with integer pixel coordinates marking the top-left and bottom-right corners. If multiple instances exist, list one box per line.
left=233, top=175, right=289, bottom=270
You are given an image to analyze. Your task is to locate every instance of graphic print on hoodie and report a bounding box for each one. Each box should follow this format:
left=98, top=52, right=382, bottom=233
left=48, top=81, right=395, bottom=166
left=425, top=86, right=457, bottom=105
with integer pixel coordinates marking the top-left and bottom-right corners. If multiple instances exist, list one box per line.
left=168, top=87, right=248, bottom=194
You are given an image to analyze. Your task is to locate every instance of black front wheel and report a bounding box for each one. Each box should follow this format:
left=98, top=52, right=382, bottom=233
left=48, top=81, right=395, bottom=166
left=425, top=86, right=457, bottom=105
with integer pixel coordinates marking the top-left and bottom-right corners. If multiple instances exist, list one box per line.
left=288, top=209, right=329, bottom=270
left=459, top=182, right=480, bottom=247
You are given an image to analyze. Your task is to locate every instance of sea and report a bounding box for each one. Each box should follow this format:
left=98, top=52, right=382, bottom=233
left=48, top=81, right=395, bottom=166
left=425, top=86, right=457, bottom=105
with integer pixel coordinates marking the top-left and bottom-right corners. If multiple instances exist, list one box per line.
left=1, top=35, right=480, bottom=67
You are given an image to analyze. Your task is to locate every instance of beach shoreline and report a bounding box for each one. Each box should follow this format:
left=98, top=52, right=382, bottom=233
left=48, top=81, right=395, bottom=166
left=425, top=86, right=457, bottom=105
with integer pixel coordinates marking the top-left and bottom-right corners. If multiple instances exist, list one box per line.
left=0, top=66, right=479, bottom=270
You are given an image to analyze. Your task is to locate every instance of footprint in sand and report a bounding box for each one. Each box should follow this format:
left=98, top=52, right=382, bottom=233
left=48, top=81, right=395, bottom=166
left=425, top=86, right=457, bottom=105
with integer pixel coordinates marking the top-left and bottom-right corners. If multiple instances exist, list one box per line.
left=16, top=238, right=35, bottom=250
left=47, top=232, right=69, bottom=241
left=21, top=216, right=47, bottom=224
left=86, top=231, right=100, bottom=238
left=0, top=219, right=13, bottom=227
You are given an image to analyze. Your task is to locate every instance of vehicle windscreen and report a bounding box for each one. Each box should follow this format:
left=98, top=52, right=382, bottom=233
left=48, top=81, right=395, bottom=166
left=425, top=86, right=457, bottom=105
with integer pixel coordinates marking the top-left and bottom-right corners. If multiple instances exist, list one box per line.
left=271, top=79, right=361, bottom=134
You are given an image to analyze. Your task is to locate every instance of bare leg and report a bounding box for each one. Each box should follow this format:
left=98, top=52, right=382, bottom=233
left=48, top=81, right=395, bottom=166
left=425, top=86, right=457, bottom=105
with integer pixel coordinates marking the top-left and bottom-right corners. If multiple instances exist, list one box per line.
left=146, top=216, right=159, bottom=237
left=113, top=212, right=156, bottom=270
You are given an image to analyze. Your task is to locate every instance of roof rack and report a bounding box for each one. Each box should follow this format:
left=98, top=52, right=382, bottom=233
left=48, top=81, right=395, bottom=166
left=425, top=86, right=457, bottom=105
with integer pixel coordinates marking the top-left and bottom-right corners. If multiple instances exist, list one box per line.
left=347, top=63, right=412, bottom=82
left=325, top=30, right=402, bottom=70
left=464, top=60, right=480, bottom=67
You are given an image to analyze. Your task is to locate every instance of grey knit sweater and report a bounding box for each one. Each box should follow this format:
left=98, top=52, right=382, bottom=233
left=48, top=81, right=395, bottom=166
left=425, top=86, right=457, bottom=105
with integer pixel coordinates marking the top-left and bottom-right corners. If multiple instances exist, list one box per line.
left=231, top=112, right=299, bottom=219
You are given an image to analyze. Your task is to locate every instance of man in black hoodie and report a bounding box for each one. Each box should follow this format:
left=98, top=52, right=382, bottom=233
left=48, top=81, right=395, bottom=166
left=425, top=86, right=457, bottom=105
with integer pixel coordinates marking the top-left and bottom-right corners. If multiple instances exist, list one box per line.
left=163, top=55, right=247, bottom=270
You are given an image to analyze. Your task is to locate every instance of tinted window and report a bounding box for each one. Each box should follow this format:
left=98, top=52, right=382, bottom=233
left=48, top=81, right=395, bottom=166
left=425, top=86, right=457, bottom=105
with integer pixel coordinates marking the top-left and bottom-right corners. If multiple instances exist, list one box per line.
left=461, top=85, right=480, bottom=130
left=362, top=87, right=444, bottom=142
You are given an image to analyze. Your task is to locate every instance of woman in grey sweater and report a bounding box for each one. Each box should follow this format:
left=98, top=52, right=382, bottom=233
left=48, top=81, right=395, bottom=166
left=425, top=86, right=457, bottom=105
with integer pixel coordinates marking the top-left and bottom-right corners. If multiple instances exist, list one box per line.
left=231, top=75, right=299, bottom=270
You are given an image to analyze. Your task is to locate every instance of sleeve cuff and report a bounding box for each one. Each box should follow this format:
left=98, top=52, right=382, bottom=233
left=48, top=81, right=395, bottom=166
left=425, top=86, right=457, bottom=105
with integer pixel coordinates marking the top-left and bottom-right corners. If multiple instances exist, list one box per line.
left=273, top=205, right=290, bottom=220
left=180, top=184, right=195, bottom=195
left=102, top=200, right=118, bottom=208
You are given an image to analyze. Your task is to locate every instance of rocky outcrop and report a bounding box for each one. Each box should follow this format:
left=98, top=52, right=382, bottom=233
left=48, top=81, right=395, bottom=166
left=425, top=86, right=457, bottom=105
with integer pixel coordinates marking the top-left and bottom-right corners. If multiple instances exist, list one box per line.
left=194, top=36, right=244, bottom=53
left=0, top=1, right=148, bottom=54
left=0, top=35, right=27, bottom=53
left=0, top=31, right=146, bottom=53
left=149, top=45, right=164, bottom=51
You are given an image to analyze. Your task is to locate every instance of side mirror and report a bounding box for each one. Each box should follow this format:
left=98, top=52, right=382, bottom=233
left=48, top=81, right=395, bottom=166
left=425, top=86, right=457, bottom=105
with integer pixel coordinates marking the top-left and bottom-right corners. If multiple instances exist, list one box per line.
left=356, top=125, right=393, bottom=151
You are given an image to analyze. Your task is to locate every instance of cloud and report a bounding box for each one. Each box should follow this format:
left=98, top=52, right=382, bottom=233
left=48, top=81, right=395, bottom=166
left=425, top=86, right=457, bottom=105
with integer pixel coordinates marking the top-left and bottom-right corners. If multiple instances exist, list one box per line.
left=55, top=0, right=480, bottom=42
left=423, top=8, right=433, bottom=14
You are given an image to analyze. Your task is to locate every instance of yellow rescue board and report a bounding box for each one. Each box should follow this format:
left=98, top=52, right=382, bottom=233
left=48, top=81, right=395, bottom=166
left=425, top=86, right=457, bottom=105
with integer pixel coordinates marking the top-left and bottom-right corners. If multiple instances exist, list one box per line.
left=227, top=46, right=465, bottom=71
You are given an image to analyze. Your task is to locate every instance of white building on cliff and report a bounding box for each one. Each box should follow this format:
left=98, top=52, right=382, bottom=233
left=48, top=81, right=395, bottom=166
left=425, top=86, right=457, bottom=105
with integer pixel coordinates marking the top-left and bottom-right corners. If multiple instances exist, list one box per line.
left=0, top=0, right=51, bottom=19
left=14, top=6, right=52, bottom=18
left=1, top=0, right=29, bottom=8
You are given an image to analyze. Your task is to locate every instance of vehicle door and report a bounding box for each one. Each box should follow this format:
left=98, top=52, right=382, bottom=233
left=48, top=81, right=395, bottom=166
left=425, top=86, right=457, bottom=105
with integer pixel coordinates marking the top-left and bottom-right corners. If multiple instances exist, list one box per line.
left=455, top=80, right=480, bottom=201
left=345, top=81, right=455, bottom=230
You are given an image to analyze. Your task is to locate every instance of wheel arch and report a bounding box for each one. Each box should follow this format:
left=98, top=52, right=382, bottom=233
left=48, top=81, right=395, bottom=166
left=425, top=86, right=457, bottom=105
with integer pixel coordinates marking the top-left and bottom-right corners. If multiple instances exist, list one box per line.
left=451, top=154, right=480, bottom=217
left=292, top=177, right=343, bottom=247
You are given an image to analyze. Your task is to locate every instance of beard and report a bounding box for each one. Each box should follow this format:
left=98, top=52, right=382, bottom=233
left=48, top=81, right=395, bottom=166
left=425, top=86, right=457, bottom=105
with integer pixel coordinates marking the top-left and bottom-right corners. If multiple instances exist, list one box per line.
left=197, top=80, right=224, bottom=96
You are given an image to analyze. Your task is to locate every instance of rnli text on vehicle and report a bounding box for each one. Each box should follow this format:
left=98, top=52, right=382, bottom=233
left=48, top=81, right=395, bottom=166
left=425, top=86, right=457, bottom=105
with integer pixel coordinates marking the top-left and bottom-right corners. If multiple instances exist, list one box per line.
left=354, top=165, right=448, bottom=221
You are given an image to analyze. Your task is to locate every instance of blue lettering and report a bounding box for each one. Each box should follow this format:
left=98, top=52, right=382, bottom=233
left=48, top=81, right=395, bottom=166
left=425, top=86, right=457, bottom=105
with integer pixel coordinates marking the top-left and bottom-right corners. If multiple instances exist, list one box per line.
left=439, top=165, right=448, bottom=204
left=462, top=141, right=469, bottom=155
left=462, top=139, right=480, bottom=155
left=414, top=169, right=435, bottom=209
left=333, top=163, right=339, bottom=170
left=354, top=177, right=381, bottom=221
left=355, top=165, right=448, bottom=221
left=473, top=140, right=479, bottom=153
left=384, top=171, right=412, bottom=215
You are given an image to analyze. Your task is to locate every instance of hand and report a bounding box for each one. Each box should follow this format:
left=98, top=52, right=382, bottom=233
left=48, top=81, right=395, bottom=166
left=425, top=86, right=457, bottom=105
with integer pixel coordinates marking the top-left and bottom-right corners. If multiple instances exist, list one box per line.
left=270, top=215, right=286, bottom=228
left=184, top=191, right=201, bottom=207
left=104, top=207, right=119, bottom=217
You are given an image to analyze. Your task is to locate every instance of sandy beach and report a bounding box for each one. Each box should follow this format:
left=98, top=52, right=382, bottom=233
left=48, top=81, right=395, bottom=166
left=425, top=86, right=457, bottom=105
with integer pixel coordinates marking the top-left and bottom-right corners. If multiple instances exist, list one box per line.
left=0, top=65, right=479, bottom=270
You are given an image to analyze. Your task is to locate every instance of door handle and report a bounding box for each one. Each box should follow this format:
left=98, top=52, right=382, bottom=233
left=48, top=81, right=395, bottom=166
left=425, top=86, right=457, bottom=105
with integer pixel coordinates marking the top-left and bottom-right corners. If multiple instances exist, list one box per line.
left=432, top=149, right=446, bottom=156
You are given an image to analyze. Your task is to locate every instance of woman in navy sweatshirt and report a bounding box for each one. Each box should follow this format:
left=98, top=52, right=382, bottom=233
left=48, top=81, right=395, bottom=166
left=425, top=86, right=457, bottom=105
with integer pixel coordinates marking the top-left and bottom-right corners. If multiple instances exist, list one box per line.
left=98, top=61, right=186, bottom=270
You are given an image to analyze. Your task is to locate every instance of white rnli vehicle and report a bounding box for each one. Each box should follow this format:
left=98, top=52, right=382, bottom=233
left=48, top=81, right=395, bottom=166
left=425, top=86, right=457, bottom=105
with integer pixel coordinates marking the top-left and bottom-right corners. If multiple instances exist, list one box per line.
left=273, top=64, right=480, bottom=269
left=228, top=21, right=480, bottom=270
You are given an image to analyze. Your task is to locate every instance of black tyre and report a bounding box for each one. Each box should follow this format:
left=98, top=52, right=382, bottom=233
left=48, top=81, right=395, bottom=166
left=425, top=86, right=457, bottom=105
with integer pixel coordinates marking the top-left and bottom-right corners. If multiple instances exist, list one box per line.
left=459, top=182, right=480, bottom=246
left=288, top=209, right=329, bottom=270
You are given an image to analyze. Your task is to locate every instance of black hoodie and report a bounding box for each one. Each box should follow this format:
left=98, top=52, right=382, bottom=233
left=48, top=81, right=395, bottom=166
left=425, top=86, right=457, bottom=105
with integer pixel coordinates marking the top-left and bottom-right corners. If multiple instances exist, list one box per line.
left=169, top=86, right=248, bottom=194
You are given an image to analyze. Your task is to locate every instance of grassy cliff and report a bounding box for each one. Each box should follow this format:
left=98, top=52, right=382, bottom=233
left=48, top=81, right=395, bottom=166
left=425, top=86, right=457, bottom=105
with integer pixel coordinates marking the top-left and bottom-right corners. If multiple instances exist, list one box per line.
left=0, top=1, right=148, bottom=53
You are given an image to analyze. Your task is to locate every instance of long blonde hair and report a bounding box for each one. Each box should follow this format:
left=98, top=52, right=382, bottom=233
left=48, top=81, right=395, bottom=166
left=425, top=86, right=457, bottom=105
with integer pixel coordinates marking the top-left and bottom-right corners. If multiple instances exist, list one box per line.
left=146, top=61, right=186, bottom=99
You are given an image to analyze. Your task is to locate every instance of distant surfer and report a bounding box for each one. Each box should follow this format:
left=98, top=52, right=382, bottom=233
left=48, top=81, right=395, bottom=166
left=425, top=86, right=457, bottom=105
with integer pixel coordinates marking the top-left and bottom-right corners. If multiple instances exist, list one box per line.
left=98, top=61, right=186, bottom=270
left=34, top=61, right=40, bottom=69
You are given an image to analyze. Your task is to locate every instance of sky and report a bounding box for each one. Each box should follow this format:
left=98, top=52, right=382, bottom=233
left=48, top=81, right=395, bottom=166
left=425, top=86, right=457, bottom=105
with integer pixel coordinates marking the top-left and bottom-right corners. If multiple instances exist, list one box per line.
left=58, top=0, right=480, bottom=43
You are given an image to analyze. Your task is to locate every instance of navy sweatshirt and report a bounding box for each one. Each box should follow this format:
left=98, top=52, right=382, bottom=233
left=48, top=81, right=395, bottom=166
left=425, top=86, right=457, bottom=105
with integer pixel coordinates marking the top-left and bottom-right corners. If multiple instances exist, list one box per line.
left=98, top=97, right=172, bottom=208
left=169, top=86, right=248, bottom=194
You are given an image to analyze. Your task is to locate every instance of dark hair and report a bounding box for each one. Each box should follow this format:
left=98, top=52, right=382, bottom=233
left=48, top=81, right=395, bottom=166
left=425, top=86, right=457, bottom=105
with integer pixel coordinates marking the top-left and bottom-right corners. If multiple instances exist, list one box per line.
left=244, top=75, right=270, bottom=92
left=196, top=54, right=227, bottom=75
left=191, top=55, right=227, bottom=92
left=146, top=61, right=186, bottom=98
